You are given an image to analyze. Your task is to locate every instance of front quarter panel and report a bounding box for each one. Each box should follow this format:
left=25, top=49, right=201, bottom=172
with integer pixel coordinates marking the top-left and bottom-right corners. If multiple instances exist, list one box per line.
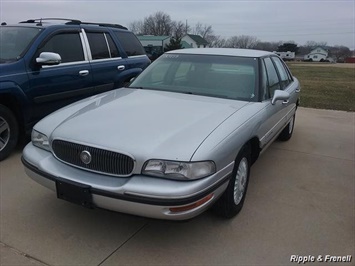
left=191, top=102, right=265, bottom=171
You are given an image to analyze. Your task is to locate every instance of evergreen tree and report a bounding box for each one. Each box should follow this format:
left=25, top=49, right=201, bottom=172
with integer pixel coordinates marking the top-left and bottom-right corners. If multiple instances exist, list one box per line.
left=165, top=37, right=182, bottom=52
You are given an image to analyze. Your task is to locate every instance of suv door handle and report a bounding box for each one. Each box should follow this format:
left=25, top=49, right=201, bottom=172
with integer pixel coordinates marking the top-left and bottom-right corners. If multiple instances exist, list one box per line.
left=117, top=65, right=125, bottom=71
left=295, top=88, right=301, bottom=93
left=79, top=70, right=89, bottom=76
left=282, top=100, right=289, bottom=105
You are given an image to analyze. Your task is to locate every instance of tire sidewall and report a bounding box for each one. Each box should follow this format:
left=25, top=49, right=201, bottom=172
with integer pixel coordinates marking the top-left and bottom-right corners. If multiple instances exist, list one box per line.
left=0, top=105, right=19, bottom=161
left=278, top=114, right=296, bottom=141
left=214, top=145, right=251, bottom=218
left=228, top=145, right=251, bottom=213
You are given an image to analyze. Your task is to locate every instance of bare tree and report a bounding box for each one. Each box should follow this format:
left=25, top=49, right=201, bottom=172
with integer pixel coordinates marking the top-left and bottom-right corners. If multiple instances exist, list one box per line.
left=192, top=22, right=213, bottom=39
left=304, top=40, right=328, bottom=48
left=226, top=35, right=259, bottom=49
left=140, top=11, right=174, bottom=36
left=129, top=20, right=144, bottom=35
left=255, top=41, right=282, bottom=51
left=172, top=20, right=190, bottom=39
left=298, top=41, right=329, bottom=55
left=207, top=35, right=227, bottom=48
left=329, top=45, right=351, bottom=62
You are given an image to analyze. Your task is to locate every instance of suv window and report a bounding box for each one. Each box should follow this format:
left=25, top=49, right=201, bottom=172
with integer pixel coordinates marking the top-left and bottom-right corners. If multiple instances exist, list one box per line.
left=272, top=57, right=291, bottom=89
left=263, top=57, right=280, bottom=97
left=38, top=32, right=84, bottom=63
left=86, top=32, right=120, bottom=59
left=0, top=26, right=42, bottom=62
left=114, top=31, right=145, bottom=56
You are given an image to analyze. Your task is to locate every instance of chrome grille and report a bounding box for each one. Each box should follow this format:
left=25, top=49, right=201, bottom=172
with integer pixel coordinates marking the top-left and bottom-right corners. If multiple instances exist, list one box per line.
left=52, top=140, right=134, bottom=176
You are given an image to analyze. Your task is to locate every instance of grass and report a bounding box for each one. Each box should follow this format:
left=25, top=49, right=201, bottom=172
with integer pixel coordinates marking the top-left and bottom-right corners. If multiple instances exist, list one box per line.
left=287, top=63, right=355, bottom=112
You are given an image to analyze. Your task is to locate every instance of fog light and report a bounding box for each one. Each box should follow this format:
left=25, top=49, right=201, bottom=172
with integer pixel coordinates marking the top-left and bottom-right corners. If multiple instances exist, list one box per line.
left=169, top=194, right=214, bottom=213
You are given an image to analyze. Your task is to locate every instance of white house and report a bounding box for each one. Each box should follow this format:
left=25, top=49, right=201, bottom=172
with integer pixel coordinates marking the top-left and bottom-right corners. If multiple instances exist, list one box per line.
left=181, top=34, right=209, bottom=48
left=273, top=51, right=295, bottom=61
left=304, top=47, right=329, bottom=62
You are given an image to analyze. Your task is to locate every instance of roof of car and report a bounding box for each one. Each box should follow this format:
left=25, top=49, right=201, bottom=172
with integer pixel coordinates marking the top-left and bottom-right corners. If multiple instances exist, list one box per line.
left=168, top=48, right=273, bottom=58
left=2, top=19, right=128, bottom=30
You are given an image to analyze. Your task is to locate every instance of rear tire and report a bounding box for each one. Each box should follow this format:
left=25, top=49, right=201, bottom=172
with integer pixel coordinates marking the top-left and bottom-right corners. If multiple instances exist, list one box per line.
left=278, top=114, right=295, bottom=141
left=213, top=144, right=251, bottom=218
left=0, top=105, right=19, bottom=161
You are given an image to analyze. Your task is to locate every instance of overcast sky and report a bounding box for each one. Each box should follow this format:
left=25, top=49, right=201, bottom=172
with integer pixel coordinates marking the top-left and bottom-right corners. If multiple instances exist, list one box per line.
left=1, top=0, right=354, bottom=49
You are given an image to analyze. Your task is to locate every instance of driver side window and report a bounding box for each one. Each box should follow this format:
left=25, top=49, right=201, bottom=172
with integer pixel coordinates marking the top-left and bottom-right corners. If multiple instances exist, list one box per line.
left=38, top=33, right=84, bottom=63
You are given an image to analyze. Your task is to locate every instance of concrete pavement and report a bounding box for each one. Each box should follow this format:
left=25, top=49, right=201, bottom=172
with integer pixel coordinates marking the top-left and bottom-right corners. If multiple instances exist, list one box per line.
left=0, top=107, right=354, bottom=266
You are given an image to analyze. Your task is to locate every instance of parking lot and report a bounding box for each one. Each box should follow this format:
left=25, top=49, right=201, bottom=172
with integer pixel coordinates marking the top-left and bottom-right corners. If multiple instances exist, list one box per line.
left=0, top=107, right=354, bottom=266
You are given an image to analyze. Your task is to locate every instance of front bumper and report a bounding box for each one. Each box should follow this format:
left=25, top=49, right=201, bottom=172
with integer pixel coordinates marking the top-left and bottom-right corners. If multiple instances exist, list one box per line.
left=22, top=143, right=233, bottom=220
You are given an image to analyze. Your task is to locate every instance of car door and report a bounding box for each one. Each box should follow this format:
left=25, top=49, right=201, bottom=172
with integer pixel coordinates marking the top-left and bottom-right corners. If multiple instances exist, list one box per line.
left=258, top=56, right=288, bottom=148
left=83, top=30, right=128, bottom=94
left=27, top=29, right=93, bottom=123
left=271, top=56, right=299, bottom=122
left=112, top=31, right=150, bottom=81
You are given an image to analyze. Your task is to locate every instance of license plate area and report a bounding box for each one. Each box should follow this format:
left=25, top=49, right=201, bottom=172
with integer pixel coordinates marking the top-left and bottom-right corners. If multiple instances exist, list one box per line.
left=56, top=178, right=93, bottom=208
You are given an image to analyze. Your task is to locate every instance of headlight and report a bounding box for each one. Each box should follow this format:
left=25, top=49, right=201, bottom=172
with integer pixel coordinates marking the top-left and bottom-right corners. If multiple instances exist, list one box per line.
left=142, top=160, right=216, bottom=180
left=31, top=130, right=50, bottom=151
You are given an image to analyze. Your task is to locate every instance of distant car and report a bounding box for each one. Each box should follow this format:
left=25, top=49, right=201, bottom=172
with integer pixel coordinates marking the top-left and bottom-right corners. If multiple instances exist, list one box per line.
left=0, top=18, right=150, bottom=160
left=22, top=48, right=300, bottom=220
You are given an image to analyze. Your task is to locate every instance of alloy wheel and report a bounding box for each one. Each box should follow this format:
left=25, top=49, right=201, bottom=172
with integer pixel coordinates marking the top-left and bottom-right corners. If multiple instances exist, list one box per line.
left=233, top=157, right=248, bottom=205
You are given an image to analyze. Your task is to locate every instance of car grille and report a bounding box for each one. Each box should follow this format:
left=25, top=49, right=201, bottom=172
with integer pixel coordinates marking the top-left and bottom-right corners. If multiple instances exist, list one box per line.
left=52, top=139, right=134, bottom=176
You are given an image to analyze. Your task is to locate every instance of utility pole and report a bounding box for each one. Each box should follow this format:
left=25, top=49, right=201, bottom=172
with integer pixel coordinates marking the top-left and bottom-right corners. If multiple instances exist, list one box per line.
left=185, top=19, right=188, bottom=34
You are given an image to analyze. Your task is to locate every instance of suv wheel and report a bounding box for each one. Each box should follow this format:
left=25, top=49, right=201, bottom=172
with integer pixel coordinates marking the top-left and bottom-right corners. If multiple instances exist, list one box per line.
left=0, top=105, right=19, bottom=161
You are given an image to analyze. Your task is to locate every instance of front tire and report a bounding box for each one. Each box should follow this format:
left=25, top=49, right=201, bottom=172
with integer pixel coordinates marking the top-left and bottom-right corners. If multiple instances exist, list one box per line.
left=0, top=105, right=19, bottom=161
left=278, top=114, right=295, bottom=141
left=213, top=145, right=251, bottom=218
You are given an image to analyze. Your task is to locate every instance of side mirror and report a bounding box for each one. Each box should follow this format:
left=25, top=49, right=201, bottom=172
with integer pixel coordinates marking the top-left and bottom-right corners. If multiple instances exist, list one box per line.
left=271, top=90, right=290, bottom=105
left=36, top=52, right=61, bottom=65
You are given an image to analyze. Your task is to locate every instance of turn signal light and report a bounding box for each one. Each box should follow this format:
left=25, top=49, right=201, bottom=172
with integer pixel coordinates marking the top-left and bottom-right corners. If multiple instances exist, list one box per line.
left=169, top=194, right=214, bottom=213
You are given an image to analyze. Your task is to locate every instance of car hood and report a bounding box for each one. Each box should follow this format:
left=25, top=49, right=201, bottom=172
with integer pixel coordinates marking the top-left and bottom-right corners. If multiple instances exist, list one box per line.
left=43, top=88, right=248, bottom=162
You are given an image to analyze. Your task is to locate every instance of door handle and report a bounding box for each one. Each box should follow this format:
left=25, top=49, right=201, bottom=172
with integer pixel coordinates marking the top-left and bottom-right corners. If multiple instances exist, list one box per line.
left=79, top=70, right=89, bottom=76
left=117, top=65, right=125, bottom=71
left=295, top=88, right=301, bottom=93
left=282, top=100, right=289, bottom=105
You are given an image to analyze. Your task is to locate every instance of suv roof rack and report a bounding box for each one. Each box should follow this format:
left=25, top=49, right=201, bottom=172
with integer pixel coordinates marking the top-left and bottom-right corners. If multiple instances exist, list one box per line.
left=19, top=18, right=127, bottom=29
left=80, top=22, right=127, bottom=30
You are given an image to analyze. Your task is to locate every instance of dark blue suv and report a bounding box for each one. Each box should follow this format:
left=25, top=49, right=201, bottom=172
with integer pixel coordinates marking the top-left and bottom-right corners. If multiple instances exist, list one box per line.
left=0, top=18, right=150, bottom=160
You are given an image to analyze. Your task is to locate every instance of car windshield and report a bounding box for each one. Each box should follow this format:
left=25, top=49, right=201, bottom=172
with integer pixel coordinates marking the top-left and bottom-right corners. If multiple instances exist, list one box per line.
left=130, top=53, right=259, bottom=101
left=0, top=26, right=42, bottom=63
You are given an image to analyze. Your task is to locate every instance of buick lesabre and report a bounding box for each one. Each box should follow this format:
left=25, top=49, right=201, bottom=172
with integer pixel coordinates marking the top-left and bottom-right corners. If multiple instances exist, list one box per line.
left=22, top=48, right=300, bottom=220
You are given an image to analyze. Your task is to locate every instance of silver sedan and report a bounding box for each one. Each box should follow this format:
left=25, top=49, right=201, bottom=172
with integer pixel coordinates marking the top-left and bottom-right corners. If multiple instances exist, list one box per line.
left=22, top=48, right=300, bottom=220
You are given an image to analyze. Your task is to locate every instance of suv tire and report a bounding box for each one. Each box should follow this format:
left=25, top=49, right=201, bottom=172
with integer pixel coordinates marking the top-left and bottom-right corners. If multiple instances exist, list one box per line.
left=0, top=105, right=19, bottom=161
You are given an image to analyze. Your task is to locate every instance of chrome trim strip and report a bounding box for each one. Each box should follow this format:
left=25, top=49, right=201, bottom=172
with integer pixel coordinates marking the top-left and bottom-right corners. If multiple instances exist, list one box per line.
left=79, top=30, right=90, bottom=61
left=127, top=55, right=148, bottom=59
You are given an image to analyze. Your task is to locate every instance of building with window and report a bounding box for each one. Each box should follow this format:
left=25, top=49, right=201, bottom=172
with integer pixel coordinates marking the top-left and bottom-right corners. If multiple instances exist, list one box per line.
left=136, top=35, right=171, bottom=59
left=304, top=47, right=329, bottom=62
left=181, top=34, right=209, bottom=48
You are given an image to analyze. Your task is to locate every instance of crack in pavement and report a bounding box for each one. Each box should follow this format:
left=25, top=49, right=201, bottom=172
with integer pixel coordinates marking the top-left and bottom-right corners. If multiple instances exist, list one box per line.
left=97, top=221, right=149, bottom=266
left=1, top=242, right=50, bottom=266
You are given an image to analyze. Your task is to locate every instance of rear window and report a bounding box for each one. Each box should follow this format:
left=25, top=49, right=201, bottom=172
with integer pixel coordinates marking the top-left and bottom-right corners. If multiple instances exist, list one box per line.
left=86, top=32, right=120, bottom=59
left=114, top=31, right=145, bottom=56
